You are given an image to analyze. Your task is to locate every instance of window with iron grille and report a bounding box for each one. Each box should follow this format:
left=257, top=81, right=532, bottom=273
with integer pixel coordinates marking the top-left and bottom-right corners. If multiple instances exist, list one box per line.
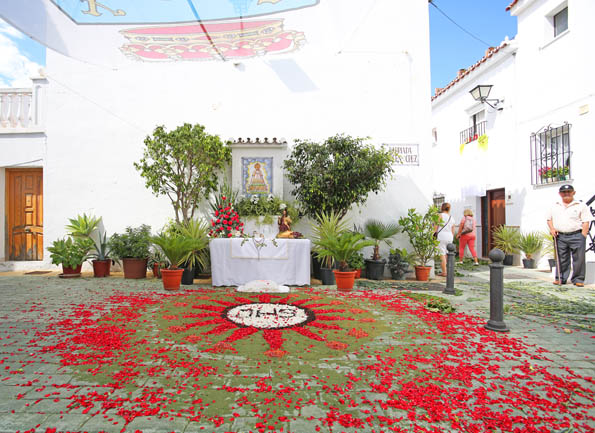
left=530, top=123, right=571, bottom=186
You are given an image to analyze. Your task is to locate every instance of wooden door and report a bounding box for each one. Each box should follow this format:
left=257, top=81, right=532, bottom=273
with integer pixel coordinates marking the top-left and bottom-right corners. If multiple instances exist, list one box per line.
left=486, top=188, right=506, bottom=253
left=6, top=169, right=43, bottom=261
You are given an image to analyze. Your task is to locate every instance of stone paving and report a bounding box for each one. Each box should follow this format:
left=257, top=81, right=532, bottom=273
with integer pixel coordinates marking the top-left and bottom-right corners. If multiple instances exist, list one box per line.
left=0, top=268, right=593, bottom=433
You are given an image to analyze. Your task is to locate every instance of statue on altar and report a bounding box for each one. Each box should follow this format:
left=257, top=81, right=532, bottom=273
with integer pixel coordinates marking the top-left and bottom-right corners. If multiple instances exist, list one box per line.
left=277, top=209, right=293, bottom=238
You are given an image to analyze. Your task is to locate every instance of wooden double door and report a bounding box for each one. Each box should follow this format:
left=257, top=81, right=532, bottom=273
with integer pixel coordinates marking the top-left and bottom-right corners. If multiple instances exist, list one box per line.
left=6, top=169, right=43, bottom=261
left=481, top=188, right=506, bottom=257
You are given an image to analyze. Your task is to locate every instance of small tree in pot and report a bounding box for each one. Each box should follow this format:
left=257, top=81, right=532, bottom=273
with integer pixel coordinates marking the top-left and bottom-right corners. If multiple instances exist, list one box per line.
left=363, top=220, right=400, bottom=280
left=315, top=232, right=374, bottom=291
left=108, top=225, right=152, bottom=279
left=284, top=134, right=395, bottom=221
left=518, top=231, right=543, bottom=269
left=398, top=207, right=441, bottom=281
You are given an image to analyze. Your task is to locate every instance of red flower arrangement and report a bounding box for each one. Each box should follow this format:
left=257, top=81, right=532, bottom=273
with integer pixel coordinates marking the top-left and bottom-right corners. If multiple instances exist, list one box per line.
left=208, top=196, right=244, bottom=238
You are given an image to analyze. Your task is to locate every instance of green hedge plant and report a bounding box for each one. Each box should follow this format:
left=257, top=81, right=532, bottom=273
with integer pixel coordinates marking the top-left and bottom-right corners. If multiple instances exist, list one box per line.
left=108, top=225, right=152, bottom=259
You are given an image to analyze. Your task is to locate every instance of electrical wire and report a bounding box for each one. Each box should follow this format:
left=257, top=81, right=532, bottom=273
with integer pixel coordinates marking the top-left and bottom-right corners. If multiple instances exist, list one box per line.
left=429, top=0, right=491, bottom=47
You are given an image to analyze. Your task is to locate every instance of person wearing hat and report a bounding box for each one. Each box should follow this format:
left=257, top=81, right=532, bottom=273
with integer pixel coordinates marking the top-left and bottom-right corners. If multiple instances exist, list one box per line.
left=546, top=184, right=593, bottom=286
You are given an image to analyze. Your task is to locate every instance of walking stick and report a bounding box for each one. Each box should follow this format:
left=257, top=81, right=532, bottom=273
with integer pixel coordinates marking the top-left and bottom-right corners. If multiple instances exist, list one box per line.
left=553, top=234, right=561, bottom=282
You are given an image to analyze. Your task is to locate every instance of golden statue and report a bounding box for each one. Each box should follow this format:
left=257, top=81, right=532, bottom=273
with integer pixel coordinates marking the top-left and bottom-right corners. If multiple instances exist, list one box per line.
left=277, top=209, right=293, bottom=239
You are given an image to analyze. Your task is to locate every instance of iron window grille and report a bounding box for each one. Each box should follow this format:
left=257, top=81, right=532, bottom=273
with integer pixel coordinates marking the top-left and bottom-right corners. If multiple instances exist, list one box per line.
left=530, top=123, right=571, bottom=186
left=460, top=120, right=486, bottom=145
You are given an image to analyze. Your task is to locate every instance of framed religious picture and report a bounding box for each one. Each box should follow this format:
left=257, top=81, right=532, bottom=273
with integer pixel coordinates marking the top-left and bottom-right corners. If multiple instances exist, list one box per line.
left=242, top=157, right=273, bottom=195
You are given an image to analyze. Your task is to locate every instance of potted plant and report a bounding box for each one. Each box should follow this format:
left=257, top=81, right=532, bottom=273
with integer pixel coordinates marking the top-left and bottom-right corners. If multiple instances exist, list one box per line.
left=65, top=213, right=111, bottom=277
left=492, top=225, right=520, bottom=266
left=348, top=252, right=365, bottom=279
left=88, top=231, right=112, bottom=278
left=310, top=211, right=349, bottom=285
left=398, top=207, right=441, bottom=281
left=148, top=248, right=169, bottom=278
left=108, top=225, right=152, bottom=279
left=151, top=232, right=198, bottom=291
left=177, top=219, right=210, bottom=285
left=315, top=232, right=374, bottom=291
left=388, top=248, right=411, bottom=280
left=518, top=232, right=543, bottom=269
left=363, top=220, right=400, bottom=280
left=48, top=236, right=94, bottom=277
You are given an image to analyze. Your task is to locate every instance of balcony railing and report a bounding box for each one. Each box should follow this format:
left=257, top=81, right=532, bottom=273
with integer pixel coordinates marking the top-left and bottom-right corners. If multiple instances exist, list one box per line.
left=0, top=81, right=45, bottom=133
left=459, top=120, right=486, bottom=145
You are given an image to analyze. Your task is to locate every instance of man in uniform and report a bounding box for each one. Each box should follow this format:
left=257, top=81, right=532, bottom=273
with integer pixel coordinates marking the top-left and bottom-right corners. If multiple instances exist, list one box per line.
left=546, top=185, right=593, bottom=287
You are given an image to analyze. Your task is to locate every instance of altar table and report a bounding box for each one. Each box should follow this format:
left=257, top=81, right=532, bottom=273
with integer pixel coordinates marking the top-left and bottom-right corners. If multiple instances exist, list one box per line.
left=210, top=238, right=311, bottom=286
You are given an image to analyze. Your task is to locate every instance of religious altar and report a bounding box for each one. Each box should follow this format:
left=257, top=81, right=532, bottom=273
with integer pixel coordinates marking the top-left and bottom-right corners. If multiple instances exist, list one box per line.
left=210, top=238, right=311, bottom=286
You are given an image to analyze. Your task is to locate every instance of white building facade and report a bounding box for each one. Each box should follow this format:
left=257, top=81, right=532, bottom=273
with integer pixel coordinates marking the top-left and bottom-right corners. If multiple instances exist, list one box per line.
left=0, top=0, right=434, bottom=271
left=431, top=0, right=595, bottom=269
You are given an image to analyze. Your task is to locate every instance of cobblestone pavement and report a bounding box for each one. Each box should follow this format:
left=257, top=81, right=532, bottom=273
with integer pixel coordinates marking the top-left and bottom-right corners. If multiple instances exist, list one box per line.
left=0, top=270, right=593, bottom=433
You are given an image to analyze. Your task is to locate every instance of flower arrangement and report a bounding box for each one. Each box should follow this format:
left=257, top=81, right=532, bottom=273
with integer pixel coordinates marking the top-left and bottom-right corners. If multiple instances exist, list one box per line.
left=209, top=196, right=244, bottom=238
left=236, top=194, right=299, bottom=225
left=538, top=166, right=552, bottom=179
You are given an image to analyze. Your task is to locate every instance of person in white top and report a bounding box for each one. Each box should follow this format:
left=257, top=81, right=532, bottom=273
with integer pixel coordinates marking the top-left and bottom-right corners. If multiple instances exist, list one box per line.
left=435, top=203, right=455, bottom=276
left=546, top=184, right=593, bottom=287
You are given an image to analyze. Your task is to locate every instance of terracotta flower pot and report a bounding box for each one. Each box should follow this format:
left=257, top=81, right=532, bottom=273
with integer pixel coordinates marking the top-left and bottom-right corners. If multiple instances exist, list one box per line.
left=62, top=264, right=82, bottom=275
left=414, top=265, right=432, bottom=281
left=122, top=258, right=148, bottom=279
left=161, top=268, right=184, bottom=291
left=354, top=269, right=361, bottom=279
left=152, top=263, right=162, bottom=279
left=92, top=260, right=110, bottom=278
left=333, top=270, right=356, bottom=292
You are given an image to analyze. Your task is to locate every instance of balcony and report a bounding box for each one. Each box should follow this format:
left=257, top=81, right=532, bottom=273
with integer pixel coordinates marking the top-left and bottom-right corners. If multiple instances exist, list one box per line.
left=0, top=80, right=46, bottom=134
left=459, top=120, right=486, bottom=145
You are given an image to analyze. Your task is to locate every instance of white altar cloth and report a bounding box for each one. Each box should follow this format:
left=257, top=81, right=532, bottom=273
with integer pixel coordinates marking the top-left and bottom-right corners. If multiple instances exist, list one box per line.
left=210, top=238, right=311, bottom=286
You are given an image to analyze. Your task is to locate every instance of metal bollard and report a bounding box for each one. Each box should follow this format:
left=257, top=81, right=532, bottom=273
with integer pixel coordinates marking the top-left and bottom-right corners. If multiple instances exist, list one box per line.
left=443, top=243, right=456, bottom=295
left=485, top=248, right=510, bottom=332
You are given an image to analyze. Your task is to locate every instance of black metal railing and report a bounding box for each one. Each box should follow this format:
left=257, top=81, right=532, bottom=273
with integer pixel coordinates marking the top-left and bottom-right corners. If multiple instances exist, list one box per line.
left=530, top=123, right=572, bottom=186
left=460, top=121, right=487, bottom=145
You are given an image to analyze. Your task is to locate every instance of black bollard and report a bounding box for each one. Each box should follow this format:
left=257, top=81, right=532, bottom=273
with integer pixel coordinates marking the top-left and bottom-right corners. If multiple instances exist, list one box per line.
left=485, top=248, right=510, bottom=332
left=443, top=243, right=456, bottom=295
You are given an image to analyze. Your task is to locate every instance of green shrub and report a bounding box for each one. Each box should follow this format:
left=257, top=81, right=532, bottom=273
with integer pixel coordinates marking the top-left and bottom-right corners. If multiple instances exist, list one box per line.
left=108, top=225, right=152, bottom=259
left=48, top=237, right=94, bottom=268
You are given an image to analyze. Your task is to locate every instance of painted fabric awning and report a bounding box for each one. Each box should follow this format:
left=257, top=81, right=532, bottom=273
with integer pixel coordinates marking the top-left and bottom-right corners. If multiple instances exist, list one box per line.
left=0, top=0, right=370, bottom=67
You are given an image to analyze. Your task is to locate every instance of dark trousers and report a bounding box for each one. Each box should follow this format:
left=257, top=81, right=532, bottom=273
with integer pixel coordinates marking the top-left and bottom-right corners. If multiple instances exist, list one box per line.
left=556, top=232, right=587, bottom=283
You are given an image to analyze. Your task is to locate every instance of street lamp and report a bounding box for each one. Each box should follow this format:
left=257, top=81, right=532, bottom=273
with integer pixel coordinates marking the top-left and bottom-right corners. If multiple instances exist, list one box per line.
left=469, top=84, right=503, bottom=110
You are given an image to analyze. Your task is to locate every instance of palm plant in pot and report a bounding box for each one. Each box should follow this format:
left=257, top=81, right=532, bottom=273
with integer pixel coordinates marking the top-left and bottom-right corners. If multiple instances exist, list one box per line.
left=108, top=225, right=152, bottom=279
left=492, top=226, right=520, bottom=266
left=48, top=236, right=94, bottom=277
left=177, top=219, right=210, bottom=285
left=363, top=219, right=400, bottom=280
left=310, top=211, right=349, bottom=285
left=518, top=231, right=543, bottom=269
left=315, top=232, right=374, bottom=291
left=398, top=207, right=441, bottom=281
left=151, top=232, right=199, bottom=291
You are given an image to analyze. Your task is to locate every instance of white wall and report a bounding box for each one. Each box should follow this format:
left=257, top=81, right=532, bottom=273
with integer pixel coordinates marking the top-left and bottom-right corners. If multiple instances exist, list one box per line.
left=37, top=0, right=432, bottom=269
left=431, top=0, right=595, bottom=267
